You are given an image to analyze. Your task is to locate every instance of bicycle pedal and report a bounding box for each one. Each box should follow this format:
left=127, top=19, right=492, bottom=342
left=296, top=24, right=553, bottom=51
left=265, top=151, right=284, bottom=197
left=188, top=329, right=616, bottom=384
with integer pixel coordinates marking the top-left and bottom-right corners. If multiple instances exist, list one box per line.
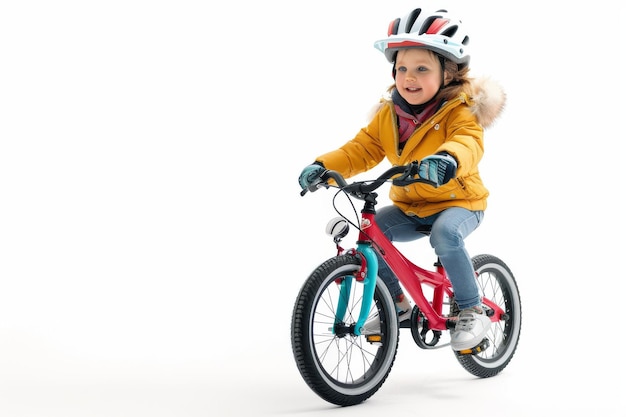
left=457, top=338, right=490, bottom=355
left=365, top=334, right=383, bottom=345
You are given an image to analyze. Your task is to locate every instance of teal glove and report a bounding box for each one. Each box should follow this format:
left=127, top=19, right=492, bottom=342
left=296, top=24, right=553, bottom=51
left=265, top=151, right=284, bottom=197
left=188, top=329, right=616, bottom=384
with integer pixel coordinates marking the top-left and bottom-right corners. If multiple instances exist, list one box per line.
left=298, top=163, right=325, bottom=190
left=418, top=153, right=457, bottom=186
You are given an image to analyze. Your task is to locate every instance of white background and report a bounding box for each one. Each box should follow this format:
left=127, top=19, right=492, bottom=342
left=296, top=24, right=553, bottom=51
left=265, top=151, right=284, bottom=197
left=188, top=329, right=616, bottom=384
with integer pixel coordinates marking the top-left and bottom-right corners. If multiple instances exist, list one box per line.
left=1, top=1, right=624, bottom=416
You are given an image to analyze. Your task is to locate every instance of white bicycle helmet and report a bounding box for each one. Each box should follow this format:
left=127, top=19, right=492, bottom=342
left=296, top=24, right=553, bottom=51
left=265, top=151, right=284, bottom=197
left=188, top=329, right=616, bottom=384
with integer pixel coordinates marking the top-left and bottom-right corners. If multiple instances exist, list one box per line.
left=374, top=8, right=470, bottom=68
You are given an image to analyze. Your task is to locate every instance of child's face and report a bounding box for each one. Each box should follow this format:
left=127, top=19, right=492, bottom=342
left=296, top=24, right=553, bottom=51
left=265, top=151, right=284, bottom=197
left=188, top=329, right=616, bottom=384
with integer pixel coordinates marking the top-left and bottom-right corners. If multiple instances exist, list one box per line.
left=394, top=49, right=443, bottom=105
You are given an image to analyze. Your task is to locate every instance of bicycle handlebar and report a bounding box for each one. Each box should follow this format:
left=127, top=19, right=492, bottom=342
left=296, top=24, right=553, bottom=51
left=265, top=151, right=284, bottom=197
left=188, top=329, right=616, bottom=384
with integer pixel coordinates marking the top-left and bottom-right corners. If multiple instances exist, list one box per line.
left=300, top=162, right=438, bottom=198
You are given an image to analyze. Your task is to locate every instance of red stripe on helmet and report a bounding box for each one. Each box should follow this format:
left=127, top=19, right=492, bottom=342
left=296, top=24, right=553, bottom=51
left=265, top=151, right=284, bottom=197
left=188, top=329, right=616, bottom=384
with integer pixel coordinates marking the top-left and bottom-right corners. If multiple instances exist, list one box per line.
left=387, top=40, right=425, bottom=49
left=426, top=18, right=449, bottom=34
left=387, top=18, right=401, bottom=36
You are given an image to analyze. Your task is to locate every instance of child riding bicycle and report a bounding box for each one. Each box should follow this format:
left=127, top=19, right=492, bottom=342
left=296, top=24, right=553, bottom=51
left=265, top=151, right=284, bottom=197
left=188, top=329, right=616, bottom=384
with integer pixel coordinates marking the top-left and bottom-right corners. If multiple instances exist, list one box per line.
left=298, top=7, right=506, bottom=351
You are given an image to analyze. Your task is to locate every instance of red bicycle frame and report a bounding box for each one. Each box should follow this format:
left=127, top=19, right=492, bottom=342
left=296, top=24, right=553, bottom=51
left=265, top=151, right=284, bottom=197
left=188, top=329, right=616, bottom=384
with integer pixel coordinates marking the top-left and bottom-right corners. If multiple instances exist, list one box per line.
left=356, top=210, right=503, bottom=331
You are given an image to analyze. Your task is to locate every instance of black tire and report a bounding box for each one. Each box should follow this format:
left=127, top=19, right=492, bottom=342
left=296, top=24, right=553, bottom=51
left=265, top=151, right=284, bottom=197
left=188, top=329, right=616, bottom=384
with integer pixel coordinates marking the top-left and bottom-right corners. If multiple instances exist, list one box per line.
left=291, top=254, right=399, bottom=406
left=454, top=254, right=522, bottom=377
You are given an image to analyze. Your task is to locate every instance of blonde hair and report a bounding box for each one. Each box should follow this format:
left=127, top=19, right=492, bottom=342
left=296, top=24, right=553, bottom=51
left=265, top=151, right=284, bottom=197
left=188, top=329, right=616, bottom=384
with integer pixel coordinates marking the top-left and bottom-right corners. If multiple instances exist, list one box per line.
left=437, top=59, right=472, bottom=102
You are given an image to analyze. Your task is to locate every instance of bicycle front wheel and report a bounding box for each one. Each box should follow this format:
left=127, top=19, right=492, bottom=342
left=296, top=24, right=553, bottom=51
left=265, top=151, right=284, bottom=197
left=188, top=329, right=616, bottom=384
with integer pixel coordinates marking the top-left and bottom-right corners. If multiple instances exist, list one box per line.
left=291, top=254, right=399, bottom=406
left=455, top=254, right=522, bottom=377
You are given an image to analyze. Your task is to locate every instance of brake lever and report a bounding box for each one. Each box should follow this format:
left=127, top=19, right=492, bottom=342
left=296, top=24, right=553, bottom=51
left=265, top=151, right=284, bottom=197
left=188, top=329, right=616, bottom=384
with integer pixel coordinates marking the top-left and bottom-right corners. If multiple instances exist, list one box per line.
left=391, top=162, right=420, bottom=186
left=391, top=161, right=438, bottom=187
left=300, top=170, right=330, bottom=196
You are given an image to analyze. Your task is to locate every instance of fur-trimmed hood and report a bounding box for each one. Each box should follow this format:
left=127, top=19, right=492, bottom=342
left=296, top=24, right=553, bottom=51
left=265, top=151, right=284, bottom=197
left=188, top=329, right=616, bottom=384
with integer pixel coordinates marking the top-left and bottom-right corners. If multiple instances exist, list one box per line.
left=468, top=77, right=506, bottom=129
left=366, top=76, right=506, bottom=130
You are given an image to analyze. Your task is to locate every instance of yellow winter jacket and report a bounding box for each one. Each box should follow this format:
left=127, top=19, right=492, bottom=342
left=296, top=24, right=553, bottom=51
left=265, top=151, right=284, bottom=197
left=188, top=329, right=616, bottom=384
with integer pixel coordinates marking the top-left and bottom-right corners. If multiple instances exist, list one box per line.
left=315, top=78, right=506, bottom=217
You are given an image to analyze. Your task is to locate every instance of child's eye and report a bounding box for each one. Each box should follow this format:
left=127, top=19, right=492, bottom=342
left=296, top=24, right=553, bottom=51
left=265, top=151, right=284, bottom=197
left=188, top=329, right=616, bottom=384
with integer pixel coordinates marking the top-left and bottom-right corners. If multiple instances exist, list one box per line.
left=396, top=66, right=407, bottom=73
left=418, top=66, right=429, bottom=72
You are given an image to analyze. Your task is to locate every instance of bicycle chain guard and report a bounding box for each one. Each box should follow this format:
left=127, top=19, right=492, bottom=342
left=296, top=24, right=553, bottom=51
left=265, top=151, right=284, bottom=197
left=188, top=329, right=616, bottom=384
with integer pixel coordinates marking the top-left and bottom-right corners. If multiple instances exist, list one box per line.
left=410, top=306, right=442, bottom=349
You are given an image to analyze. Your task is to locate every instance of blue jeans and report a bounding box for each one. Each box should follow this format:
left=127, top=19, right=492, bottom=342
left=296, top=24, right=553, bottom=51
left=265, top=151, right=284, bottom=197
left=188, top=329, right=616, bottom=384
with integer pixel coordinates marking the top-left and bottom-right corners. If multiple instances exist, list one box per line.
left=375, top=205, right=484, bottom=310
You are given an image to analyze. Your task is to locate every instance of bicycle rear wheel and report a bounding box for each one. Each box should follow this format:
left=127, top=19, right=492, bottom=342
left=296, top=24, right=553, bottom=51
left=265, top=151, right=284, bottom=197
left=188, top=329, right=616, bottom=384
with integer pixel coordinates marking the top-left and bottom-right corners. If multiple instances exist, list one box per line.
left=291, top=254, right=399, bottom=406
left=455, top=254, right=522, bottom=377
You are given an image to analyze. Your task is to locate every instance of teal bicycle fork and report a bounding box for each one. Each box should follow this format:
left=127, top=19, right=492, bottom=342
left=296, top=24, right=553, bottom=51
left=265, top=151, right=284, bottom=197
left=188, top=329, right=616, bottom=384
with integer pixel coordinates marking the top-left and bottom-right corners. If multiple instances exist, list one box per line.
left=334, top=242, right=378, bottom=337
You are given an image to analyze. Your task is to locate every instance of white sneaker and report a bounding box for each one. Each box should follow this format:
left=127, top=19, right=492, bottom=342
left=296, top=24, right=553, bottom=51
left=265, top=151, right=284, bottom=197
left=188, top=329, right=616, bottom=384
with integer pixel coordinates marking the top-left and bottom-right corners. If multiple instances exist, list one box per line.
left=450, top=307, right=491, bottom=351
left=361, top=298, right=412, bottom=334
left=360, top=313, right=382, bottom=335
left=396, top=297, right=412, bottom=323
